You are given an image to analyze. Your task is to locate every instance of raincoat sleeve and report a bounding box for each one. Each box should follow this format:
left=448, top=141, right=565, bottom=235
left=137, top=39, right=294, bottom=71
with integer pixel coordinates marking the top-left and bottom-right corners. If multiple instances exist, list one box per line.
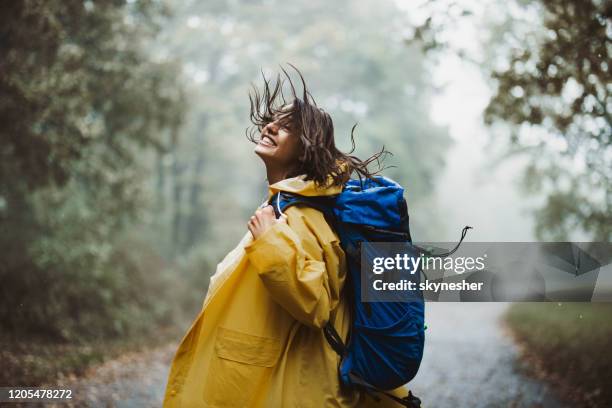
left=244, top=206, right=345, bottom=329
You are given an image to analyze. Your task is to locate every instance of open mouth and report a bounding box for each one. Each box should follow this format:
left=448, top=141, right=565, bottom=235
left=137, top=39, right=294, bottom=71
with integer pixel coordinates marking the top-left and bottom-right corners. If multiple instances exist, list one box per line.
left=259, top=135, right=277, bottom=147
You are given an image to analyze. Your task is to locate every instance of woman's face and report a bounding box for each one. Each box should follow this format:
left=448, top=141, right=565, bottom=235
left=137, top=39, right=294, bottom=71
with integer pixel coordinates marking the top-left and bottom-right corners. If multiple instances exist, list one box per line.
left=254, top=113, right=302, bottom=169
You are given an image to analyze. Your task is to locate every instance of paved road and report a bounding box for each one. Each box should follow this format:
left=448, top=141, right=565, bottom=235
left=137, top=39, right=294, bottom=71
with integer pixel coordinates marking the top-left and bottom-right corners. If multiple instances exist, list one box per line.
left=50, top=303, right=566, bottom=407
left=409, top=303, right=565, bottom=408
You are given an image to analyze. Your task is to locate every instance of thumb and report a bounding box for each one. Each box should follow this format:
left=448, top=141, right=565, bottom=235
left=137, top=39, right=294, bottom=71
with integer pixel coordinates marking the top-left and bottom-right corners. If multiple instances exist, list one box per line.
left=277, top=213, right=288, bottom=224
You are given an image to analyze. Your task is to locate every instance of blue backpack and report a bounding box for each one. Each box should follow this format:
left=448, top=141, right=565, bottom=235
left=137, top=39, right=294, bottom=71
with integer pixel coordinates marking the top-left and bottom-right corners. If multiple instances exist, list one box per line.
left=270, top=176, right=428, bottom=407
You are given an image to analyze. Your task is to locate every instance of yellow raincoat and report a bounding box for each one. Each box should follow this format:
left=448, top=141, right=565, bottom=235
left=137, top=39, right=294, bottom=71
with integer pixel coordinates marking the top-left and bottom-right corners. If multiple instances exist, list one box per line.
left=163, top=175, right=410, bottom=407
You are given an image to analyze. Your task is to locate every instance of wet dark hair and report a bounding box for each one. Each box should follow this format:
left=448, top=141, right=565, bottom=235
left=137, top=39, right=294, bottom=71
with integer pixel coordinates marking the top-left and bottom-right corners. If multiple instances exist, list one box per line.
left=246, top=64, right=390, bottom=187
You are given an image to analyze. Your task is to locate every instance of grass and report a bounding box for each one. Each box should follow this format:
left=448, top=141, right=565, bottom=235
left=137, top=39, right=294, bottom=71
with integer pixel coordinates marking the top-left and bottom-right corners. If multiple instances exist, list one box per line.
left=0, top=324, right=185, bottom=387
left=505, top=303, right=612, bottom=408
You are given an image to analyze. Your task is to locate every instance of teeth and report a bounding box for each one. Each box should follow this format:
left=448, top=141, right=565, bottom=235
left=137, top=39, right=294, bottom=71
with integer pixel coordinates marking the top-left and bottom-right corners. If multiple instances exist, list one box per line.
left=262, top=136, right=275, bottom=146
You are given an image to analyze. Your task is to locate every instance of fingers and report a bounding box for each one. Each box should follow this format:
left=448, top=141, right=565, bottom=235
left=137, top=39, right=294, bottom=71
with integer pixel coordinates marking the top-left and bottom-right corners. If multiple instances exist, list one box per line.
left=259, top=206, right=276, bottom=224
left=247, top=219, right=254, bottom=236
left=248, top=205, right=282, bottom=238
left=253, top=206, right=275, bottom=223
left=247, top=213, right=259, bottom=235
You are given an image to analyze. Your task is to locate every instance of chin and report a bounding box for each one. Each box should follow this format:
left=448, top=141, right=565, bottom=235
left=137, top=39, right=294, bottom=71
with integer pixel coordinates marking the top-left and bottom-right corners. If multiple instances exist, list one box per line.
left=254, top=144, right=275, bottom=158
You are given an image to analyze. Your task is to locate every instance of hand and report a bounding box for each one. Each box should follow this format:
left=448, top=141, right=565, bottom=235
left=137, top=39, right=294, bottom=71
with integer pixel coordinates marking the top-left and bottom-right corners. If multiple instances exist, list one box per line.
left=248, top=205, right=286, bottom=240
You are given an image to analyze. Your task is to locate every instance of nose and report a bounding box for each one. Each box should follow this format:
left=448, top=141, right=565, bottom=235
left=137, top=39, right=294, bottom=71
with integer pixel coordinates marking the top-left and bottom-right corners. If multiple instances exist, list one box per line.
left=262, top=121, right=279, bottom=135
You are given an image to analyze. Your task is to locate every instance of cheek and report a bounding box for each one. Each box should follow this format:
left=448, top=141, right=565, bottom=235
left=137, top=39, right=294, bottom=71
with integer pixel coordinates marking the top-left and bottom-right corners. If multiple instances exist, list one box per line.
left=277, top=132, right=301, bottom=161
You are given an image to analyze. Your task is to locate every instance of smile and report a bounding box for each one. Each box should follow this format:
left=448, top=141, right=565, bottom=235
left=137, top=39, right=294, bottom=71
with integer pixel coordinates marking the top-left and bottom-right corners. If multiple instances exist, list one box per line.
left=259, top=135, right=277, bottom=147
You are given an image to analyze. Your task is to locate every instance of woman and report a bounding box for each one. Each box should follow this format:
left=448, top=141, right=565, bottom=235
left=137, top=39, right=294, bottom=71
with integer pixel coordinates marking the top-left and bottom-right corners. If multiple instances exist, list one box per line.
left=163, top=67, right=407, bottom=407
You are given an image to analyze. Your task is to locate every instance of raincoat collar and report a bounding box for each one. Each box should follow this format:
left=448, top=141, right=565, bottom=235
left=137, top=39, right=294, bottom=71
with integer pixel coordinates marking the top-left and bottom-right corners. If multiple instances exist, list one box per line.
left=268, top=160, right=349, bottom=198
left=268, top=174, right=342, bottom=198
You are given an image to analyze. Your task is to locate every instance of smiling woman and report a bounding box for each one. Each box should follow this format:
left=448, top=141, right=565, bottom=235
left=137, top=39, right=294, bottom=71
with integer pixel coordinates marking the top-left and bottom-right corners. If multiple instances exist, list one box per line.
left=246, top=64, right=389, bottom=187
left=162, top=65, right=409, bottom=407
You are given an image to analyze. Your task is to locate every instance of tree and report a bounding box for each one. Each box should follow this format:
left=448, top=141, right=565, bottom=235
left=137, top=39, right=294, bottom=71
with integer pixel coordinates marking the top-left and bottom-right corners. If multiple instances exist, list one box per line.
left=0, top=0, right=185, bottom=339
left=406, top=0, right=611, bottom=240
left=484, top=0, right=611, bottom=240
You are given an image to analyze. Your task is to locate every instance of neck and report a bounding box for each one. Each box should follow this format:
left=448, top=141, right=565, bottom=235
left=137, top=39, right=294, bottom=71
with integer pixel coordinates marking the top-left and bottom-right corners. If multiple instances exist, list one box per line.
left=265, top=165, right=290, bottom=186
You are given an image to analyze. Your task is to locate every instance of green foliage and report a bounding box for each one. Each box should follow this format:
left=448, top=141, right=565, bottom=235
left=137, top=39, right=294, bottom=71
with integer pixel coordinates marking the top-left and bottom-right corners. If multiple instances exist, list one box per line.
left=0, top=0, right=185, bottom=340
left=484, top=0, right=611, bottom=241
left=407, top=0, right=611, bottom=240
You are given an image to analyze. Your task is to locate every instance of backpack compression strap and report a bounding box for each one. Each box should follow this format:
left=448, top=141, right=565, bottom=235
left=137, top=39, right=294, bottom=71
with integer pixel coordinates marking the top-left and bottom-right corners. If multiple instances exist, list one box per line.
left=417, top=225, right=473, bottom=258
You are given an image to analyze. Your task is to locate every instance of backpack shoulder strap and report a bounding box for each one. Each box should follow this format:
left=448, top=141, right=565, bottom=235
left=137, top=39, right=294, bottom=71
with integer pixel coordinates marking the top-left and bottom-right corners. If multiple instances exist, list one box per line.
left=268, top=192, right=337, bottom=227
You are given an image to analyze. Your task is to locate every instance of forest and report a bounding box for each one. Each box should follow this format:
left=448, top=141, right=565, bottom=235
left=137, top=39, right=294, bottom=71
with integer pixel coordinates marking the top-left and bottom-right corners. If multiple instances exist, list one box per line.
left=1, top=0, right=610, bottom=405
